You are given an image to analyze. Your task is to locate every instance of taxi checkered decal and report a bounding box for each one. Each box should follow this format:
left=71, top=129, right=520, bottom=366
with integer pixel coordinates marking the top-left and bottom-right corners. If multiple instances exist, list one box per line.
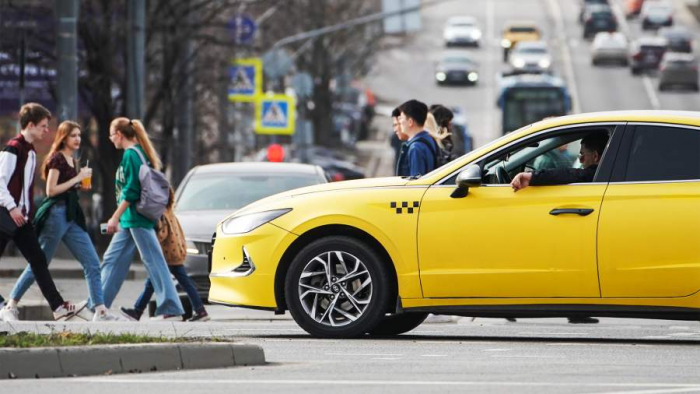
left=390, top=201, right=420, bottom=214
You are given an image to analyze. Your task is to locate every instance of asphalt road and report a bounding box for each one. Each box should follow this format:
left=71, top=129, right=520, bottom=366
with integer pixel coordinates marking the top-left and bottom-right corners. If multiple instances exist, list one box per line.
left=4, top=0, right=700, bottom=392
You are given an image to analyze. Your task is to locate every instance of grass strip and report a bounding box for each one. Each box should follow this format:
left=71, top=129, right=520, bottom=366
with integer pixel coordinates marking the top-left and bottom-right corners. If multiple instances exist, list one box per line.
left=0, top=332, right=227, bottom=348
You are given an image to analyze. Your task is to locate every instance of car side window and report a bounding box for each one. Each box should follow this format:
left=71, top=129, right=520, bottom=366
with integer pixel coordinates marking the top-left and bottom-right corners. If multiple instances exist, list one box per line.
left=481, top=135, right=583, bottom=185
left=624, top=126, right=700, bottom=182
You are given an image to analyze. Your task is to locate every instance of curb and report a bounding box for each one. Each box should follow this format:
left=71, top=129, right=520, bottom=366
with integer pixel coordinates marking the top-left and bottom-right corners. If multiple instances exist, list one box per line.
left=0, top=268, right=147, bottom=280
left=0, top=342, right=265, bottom=379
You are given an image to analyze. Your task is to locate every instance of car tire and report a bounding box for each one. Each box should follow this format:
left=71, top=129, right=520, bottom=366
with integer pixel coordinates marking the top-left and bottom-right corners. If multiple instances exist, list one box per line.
left=592, top=58, right=599, bottom=66
left=367, top=313, right=429, bottom=336
left=631, top=67, right=640, bottom=75
left=285, top=236, right=393, bottom=338
left=693, top=84, right=700, bottom=92
left=659, top=83, right=666, bottom=91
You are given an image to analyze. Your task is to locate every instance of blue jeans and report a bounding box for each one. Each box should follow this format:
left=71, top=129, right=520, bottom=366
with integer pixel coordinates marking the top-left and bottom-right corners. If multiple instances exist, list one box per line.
left=100, top=227, right=184, bottom=316
left=9, top=205, right=105, bottom=306
left=134, top=265, right=205, bottom=314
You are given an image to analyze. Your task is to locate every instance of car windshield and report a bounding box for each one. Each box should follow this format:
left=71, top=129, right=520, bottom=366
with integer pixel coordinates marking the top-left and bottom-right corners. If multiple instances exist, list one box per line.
left=443, top=57, right=473, bottom=64
left=177, top=173, right=322, bottom=211
left=516, top=47, right=546, bottom=54
left=451, top=22, right=474, bottom=27
left=510, top=27, right=536, bottom=33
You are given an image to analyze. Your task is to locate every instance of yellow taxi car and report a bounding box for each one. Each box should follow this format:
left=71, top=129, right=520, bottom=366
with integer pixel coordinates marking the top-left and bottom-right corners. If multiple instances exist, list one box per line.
left=501, top=21, right=541, bottom=62
left=209, top=111, right=700, bottom=338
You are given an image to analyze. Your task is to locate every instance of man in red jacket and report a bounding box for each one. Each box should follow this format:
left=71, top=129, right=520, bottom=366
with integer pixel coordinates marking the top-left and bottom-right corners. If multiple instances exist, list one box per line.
left=0, top=103, right=77, bottom=321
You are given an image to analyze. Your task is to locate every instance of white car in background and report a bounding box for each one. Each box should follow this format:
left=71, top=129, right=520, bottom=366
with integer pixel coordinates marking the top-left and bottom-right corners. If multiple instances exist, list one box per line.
left=641, top=1, right=674, bottom=30
left=591, top=32, right=629, bottom=66
left=507, top=41, right=552, bottom=74
left=443, top=16, right=482, bottom=47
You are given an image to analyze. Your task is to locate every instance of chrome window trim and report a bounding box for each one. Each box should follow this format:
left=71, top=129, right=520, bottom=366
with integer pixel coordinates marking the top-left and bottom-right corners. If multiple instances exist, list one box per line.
left=431, top=182, right=609, bottom=189
left=436, top=122, right=625, bottom=186
left=610, top=179, right=700, bottom=185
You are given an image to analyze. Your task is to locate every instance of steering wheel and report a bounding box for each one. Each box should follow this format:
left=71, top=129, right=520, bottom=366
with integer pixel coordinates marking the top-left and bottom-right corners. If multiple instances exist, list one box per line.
left=496, top=164, right=512, bottom=184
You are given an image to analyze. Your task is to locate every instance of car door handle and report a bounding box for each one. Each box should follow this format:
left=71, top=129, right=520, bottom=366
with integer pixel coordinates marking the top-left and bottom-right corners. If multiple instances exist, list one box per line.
left=549, top=208, right=594, bottom=216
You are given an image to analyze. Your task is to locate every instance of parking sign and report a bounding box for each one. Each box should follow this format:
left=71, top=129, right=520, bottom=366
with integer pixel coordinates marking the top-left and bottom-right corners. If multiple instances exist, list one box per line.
left=228, top=58, right=262, bottom=102
left=255, top=95, right=296, bottom=135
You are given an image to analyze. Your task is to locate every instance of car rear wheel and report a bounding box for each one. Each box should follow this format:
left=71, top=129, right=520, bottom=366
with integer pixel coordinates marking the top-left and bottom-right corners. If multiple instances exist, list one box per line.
left=285, top=236, right=393, bottom=338
left=367, top=313, right=429, bottom=336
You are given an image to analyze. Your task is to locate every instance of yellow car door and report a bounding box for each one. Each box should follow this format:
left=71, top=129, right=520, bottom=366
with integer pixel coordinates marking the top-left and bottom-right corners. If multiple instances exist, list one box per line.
left=417, top=127, right=619, bottom=298
left=599, top=124, right=700, bottom=298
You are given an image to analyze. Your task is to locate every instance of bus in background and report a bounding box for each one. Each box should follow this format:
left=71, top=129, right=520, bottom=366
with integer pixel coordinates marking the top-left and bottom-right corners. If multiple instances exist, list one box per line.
left=496, top=74, right=571, bottom=135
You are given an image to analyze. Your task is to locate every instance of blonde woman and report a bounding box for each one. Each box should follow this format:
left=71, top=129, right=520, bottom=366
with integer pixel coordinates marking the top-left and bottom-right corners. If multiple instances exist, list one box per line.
left=102, top=118, right=184, bottom=320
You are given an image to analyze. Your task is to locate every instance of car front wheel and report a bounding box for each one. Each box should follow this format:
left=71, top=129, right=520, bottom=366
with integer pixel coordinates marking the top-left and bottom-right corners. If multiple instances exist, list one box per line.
left=285, top=236, right=393, bottom=338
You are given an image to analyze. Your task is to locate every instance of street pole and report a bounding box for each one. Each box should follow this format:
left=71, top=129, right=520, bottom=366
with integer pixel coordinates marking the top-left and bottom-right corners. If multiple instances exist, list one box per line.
left=55, top=0, right=79, bottom=122
left=126, top=0, right=145, bottom=120
left=174, top=2, right=195, bottom=187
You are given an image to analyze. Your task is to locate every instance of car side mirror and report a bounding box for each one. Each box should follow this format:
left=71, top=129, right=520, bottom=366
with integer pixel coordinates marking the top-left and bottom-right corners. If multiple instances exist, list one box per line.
left=451, top=164, right=482, bottom=198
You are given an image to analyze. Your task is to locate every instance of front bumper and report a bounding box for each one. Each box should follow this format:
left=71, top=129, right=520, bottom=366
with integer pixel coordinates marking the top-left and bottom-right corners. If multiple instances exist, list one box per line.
left=208, top=223, right=297, bottom=309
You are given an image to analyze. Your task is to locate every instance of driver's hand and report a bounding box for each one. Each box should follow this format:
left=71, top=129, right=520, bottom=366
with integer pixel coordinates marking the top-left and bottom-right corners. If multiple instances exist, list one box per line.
left=511, top=172, right=533, bottom=192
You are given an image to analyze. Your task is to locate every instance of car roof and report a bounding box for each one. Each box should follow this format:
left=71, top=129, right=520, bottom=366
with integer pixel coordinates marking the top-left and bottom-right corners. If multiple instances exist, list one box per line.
left=659, top=26, right=691, bottom=37
left=663, top=52, right=696, bottom=62
left=191, top=162, right=324, bottom=176
left=447, top=16, right=477, bottom=25
left=535, top=110, right=700, bottom=129
left=505, top=21, right=538, bottom=29
left=636, top=36, right=668, bottom=45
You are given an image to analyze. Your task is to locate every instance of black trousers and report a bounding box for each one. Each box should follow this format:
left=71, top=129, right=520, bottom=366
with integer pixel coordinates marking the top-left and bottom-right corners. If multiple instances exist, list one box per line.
left=0, top=223, right=64, bottom=311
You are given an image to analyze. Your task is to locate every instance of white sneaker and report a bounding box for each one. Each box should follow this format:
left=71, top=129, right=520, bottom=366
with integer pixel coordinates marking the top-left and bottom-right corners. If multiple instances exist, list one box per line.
left=92, top=309, right=129, bottom=322
left=69, top=300, right=93, bottom=321
left=53, top=302, right=77, bottom=321
left=0, top=306, right=19, bottom=322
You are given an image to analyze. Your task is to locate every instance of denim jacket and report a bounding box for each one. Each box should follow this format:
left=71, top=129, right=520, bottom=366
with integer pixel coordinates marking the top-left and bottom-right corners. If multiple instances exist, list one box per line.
left=395, top=131, right=437, bottom=177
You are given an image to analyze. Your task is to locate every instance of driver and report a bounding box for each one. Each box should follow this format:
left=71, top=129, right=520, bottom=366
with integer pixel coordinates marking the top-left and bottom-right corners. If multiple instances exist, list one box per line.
left=510, top=133, right=609, bottom=192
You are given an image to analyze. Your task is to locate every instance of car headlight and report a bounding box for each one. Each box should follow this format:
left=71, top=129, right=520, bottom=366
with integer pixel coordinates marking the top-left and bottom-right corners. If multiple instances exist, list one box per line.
left=436, top=72, right=447, bottom=81
left=186, top=240, right=199, bottom=255
left=471, top=30, right=482, bottom=40
left=468, top=72, right=479, bottom=82
left=513, top=58, right=526, bottom=68
left=444, top=31, right=455, bottom=40
left=501, top=38, right=512, bottom=48
left=221, top=209, right=292, bottom=235
left=539, top=58, right=551, bottom=68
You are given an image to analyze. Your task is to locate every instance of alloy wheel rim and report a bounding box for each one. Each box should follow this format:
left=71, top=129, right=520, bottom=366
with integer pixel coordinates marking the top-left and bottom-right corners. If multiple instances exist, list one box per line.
left=297, top=251, right=373, bottom=327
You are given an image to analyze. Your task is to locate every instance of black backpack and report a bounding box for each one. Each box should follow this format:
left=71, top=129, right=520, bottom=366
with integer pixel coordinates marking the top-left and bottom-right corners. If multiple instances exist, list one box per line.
left=414, top=137, right=456, bottom=168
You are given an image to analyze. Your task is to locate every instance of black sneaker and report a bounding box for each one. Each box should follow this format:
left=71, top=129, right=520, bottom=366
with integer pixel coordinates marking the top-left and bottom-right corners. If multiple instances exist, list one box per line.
left=120, top=307, right=142, bottom=321
left=568, top=316, right=599, bottom=324
left=188, top=310, right=211, bottom=322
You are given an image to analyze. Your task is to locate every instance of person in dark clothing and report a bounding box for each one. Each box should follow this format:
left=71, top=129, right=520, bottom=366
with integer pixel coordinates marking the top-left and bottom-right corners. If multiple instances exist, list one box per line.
left=0, top=103, right=78, bottom=322
left=395, top=100, right=438, bottom=177
left=390, top=107, right=408, bottom=167
left=509, top=132, right=609, bottom=325
left=511, top=133, right=609, bottom=192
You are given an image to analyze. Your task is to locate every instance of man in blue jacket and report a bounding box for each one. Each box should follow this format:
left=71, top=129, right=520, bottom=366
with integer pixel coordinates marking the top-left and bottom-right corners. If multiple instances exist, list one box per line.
left=395, top=99, right=437, bottom=177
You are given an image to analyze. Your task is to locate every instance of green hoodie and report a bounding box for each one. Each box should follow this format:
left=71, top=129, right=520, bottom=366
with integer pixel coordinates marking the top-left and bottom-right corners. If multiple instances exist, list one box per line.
left=115, top=144, right=154, bottom=229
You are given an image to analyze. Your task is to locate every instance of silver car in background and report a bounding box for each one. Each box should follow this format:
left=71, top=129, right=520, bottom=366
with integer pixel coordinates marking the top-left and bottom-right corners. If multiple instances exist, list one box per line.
left=658, top=52, right=699, bottom=91
left=175, top=162, right=328, bottom=299
left=443, top=16, right=482, bottom=47
left=591, top=32, right=629, bottom=66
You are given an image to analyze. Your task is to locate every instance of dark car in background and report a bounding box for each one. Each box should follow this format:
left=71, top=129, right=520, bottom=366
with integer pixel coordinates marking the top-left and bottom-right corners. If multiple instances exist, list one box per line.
left=629, top=36, right=668, bottom=74
left=175, top=162, right=328, bottom=299
left=435, top=51, right=479, bottom=86
left=579, top=0, right=610, bottom=23
left=658, top=26, right=692, bottom=53
left=659, top=52, right=699, bottom=91
left=583, top=4, right=618, bottom=39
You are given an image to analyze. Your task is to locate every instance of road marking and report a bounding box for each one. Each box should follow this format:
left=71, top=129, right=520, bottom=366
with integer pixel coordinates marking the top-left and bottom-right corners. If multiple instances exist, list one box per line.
left=491, top=355, right=565, bottom=359
left=546, top=0, right=582, bottom=113
left=371, top=357, right=402, bottom=360
left=642, top=75, right=662, bottom=109
left=68, top=379, right=700, bottom=389
left=325, top=353, right=404, bottom=357
left=482, top=0, right=497, bottom=145
left=610, top=0, right=662, bottom=110
left=669, top=326, right=691, bottom=330
left=517, top=331, right=590, bottom=336
left=483, top=348, right=512, bottom=352
left=420, top=354, right=448, bottom=357
left=594, top=387, right=700, bottom=394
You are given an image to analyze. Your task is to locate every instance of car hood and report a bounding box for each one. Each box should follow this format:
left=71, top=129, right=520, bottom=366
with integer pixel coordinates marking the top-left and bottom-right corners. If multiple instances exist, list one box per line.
left=231, top=176, right=410, bottom=218
left=175, top=209, right=233, bottom=241
left=512, top=53, right=548, bottom=63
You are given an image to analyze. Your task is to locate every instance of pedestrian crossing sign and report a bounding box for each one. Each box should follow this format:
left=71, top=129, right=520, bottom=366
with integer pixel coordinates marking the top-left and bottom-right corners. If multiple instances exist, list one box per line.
left=228, top=58, right=262, bottom=102
left=255, top=95, right=296, bottom=135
